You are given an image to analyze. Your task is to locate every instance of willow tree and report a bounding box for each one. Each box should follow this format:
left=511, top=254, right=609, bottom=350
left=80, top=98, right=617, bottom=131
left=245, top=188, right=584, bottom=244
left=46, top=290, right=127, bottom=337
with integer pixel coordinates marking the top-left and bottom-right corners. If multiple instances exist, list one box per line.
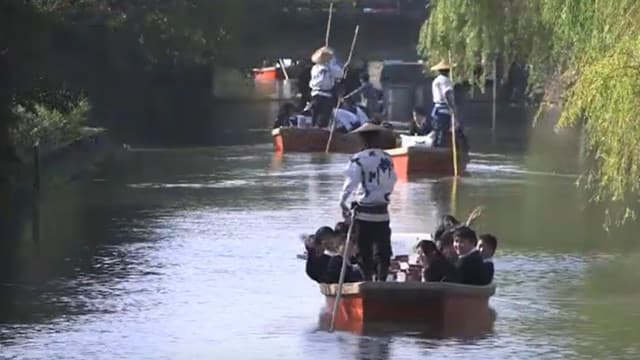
left=419, top=0, right=640, bottom=225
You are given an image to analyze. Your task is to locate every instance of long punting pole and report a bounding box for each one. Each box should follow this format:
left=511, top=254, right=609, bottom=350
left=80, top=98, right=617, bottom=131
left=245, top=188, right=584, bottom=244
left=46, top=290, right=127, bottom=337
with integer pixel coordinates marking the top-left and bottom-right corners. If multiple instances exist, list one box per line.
left=325, top=25, right=360, bottom=153
left=448, top=51, right=459, bottom=177
left=325, top=2, right=334, bottom=47
left=329, top=210, right=357, bottom=332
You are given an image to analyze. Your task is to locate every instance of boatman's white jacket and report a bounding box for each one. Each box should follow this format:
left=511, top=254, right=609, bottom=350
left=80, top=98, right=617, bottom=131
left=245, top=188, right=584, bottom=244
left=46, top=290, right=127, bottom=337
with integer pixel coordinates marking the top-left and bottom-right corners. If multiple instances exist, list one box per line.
left=340, top=148, right=397, bottom=222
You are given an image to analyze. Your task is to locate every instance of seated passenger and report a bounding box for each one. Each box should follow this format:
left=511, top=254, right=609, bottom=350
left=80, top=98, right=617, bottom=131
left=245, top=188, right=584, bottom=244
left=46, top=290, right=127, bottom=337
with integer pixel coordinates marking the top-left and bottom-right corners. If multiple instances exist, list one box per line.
left=341, top=97, right=369, bottom=124
left=334, top=221, right=350, bottom=237
left=435, top=229, right=458, bottom=263
left=324, top=230, right=364, bottom=284
left=409, top=106, right=432, bottom=136
left=334, top=108, right=363, bottom=133
left=452, top=226, right=490, bottom=285
left=304, top=226, right=333, bottom=283
left=477, top=233, right=498, bottom=283
left=416, top=240, right=459, bottom=282
left=273, top=102, right=297, bottom=129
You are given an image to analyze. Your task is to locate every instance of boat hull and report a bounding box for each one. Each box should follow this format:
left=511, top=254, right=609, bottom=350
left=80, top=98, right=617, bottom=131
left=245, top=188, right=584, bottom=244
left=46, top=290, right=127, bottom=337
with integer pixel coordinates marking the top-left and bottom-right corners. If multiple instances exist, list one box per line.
left=387, top=146, right=469, bottom=179
left=319, top=282, right=495, bottom=336
left=253, top=66, right=278, bottom=81
left=272, top=127, right=397, bottom=154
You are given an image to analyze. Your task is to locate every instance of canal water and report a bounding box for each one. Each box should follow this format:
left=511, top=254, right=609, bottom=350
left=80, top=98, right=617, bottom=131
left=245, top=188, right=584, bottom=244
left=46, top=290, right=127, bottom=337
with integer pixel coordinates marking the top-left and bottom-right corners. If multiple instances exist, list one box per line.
left=1, top=101, right=640, bottom=359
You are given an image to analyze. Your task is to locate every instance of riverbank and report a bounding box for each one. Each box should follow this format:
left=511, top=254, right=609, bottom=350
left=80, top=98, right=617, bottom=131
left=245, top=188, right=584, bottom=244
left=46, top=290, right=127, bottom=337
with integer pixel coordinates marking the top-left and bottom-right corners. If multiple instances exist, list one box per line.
left=10, top=127, right=123, bottom=198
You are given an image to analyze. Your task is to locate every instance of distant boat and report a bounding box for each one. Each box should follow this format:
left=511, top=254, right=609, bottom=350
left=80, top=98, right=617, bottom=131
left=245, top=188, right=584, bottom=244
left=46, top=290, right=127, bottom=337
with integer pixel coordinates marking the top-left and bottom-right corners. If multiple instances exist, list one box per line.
left=387, top=144, right=469, bottom=180
left=252, top=59, right=293, bottom=81
left=272, top=127, right=397, bottom=153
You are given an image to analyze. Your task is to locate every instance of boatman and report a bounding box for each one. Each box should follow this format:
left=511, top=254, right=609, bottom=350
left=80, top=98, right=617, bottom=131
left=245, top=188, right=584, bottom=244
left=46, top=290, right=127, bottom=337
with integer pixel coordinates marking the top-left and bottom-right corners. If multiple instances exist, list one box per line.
left=340, top=123, right=397, bottom=282
left=430, top=60, right=457, bottom=147
left=309, top=46, right=343, bottom=128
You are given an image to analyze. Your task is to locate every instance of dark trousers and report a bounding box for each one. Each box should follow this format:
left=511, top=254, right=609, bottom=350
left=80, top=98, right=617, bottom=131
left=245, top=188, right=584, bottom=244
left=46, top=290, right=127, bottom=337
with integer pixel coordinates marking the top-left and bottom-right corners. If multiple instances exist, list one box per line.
left=430, top=106, right=451, bottom=147
left=355, top=219, right=392, bottom=281
left=311, top=95, right=335, bottom=128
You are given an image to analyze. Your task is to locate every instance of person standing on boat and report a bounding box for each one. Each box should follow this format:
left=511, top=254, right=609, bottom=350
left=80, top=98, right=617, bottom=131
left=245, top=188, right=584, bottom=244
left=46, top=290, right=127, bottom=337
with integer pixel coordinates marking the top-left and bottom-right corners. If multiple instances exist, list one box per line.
left=430, top=60, right=458, bottom=147
left=309, top=47, right=343, bottom=128
left=340, top=123, right=397, bottom=282
left=295, top=58, right=313, bottom=110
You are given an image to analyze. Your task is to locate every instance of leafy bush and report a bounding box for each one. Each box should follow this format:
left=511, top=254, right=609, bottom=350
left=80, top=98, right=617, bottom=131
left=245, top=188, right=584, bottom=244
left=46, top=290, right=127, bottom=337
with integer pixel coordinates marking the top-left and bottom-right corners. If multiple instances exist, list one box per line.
left=11, top=98, right=89, bottom=153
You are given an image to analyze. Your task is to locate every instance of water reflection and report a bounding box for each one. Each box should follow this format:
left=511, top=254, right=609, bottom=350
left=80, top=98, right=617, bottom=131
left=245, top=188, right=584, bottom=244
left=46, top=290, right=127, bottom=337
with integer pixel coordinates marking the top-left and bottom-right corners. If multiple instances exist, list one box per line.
left=2, top=122, right=640, bottom=358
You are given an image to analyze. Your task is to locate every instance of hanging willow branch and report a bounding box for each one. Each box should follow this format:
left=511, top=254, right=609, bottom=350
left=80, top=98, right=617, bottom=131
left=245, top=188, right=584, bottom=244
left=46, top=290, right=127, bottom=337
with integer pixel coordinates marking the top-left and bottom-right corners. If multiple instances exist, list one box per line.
left=418, top=0, right=640, bottom=225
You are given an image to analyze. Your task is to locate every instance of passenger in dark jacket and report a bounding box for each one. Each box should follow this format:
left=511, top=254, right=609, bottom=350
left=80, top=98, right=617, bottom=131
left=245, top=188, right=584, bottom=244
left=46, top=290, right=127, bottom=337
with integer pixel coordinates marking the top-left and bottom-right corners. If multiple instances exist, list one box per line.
left=323, top=226, right=364, bottom=284
left=452, top=226, right=491, bottom=285
left=416, top=240, right=459, bottom=282
left=477, top=233, right=498, bottom=283
left=304, top=226, right=334, bottom=283
left=324, top=254, right=364, bottom=283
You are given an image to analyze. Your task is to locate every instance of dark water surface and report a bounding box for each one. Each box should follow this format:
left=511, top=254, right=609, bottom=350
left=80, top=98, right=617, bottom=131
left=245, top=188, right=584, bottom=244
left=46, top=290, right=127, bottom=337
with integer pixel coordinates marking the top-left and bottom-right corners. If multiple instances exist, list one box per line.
left=2, top=105, right=640, bottom=359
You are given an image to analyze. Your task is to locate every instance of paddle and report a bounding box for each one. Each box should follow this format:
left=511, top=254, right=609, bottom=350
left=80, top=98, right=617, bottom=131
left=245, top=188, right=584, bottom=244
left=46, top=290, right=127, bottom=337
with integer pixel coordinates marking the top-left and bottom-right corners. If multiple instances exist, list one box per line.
left=329, top=209, right=357, bottom=333
left=325, top=25, right=360, bottom=153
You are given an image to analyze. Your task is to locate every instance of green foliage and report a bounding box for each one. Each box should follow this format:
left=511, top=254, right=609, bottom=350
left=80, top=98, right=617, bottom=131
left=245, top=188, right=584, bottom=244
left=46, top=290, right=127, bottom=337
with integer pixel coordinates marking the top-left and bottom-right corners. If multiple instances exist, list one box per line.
left=419, top=0, right=640, bottom=225
left=10, top=98, right=89, bottom=151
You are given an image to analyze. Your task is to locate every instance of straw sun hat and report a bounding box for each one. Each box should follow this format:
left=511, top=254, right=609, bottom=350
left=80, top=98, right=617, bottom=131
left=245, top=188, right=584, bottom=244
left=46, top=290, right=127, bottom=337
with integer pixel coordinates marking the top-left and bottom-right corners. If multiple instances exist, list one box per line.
left=430, top=60, right=454, bottom=71
left=311, top=46, right=334, bottom=64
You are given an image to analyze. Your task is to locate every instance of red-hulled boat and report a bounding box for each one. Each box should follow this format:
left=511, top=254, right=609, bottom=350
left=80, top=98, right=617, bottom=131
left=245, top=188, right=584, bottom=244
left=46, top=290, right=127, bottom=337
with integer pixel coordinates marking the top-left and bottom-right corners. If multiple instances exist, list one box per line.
left=252, top=66, right=279, bottom=81
left=319, top=281, right=495, bottom=336
left=272, top=127, right=397, bottom=154
left=387, top=145, right=469, bottom=180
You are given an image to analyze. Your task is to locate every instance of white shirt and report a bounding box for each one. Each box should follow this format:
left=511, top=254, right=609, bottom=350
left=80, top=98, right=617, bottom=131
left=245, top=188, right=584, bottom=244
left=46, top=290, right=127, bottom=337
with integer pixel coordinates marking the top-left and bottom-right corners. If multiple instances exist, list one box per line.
left=355, top=107, right=369, bottom=124
left=310, top=62, right=343, bottom=97
left=340, top=148, right=397, bottom=221
left=432, top=74, right=454, bottom=104
left=334, top=109, right=361, bottom=132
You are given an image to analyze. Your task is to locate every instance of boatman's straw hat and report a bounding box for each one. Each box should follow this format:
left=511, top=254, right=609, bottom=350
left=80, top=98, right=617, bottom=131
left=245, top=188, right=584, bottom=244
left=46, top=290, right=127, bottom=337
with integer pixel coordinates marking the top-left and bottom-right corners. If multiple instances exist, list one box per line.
left=349, top=122, right=387, bottom=134
left=311, top=46, right=334, bottom=64
left=430, top=60, right=453, bottom=71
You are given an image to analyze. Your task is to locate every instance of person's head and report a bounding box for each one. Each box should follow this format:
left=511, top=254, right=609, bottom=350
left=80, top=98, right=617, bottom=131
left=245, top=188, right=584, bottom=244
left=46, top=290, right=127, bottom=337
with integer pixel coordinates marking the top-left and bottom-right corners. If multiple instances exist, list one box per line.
left=412, top=106, right=427, bottom=124
left=435, top=229, right=456, bottom=259
left=305, top=235, right=324, bottom=254
left=359, top=72, right=370, bottom=84
left=477, top=233, right=497, bottom=259
left=430, top=60, right=452, bottom=77
left=351, top=123, right=387, bottom=149
left=315, top=226, right=337, bottom=251
left=433, top=214, right=461, bottom=241
left=334, top=222, right=349, bottom=237
left=416, top=240, right=441, bottom=263
left=311, top=46, right=334, bottom=65
left=342, top=97, right=357, bottom=112
left=452, top=226, right=478, bottom=256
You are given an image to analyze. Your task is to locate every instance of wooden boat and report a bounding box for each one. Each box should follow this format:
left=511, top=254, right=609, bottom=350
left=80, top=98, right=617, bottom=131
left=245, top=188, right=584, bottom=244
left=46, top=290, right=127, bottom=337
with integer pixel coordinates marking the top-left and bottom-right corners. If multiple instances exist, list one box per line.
left=272, top=127, right=397, bottom=154
left=252, top=66, right=279, bottom=81
left=319, top=281, right=495, bottom=336
left=387, top=145, right=469, bottom=180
